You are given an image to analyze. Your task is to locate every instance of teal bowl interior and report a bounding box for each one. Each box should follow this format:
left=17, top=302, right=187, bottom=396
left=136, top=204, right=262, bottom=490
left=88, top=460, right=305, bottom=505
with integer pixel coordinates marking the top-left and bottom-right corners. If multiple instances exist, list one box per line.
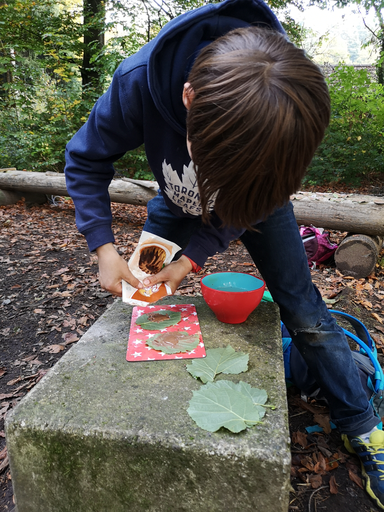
left=201, top=272, right=264, bottom=293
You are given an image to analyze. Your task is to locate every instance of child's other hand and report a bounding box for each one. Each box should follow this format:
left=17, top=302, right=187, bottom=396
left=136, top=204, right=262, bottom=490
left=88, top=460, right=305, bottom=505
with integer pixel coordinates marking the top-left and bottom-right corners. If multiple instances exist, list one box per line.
left=142, top=255, right=193, bottom=294
left=96, top=243, right=142, bottom=296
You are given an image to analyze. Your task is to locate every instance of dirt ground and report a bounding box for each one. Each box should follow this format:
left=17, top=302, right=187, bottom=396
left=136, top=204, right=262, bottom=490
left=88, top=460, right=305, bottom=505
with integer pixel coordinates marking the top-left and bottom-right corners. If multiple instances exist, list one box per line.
left=1, top=193, right=384, bottom=511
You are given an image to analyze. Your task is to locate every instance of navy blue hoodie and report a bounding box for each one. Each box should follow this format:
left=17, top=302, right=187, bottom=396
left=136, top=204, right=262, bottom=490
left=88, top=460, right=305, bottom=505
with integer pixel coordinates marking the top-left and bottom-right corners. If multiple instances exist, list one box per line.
left=64, top=0, right=284, bottom=267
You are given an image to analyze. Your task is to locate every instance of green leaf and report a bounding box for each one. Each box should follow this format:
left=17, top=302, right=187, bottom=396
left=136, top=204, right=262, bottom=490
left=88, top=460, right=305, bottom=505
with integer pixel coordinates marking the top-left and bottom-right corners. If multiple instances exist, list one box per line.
left=146, top=332, right=200, bottom=354
left=136, top=310, right=181, bottom=330
left=186, top=346, right=249, bottom=383
left=187, top=380, right=263, bottom=433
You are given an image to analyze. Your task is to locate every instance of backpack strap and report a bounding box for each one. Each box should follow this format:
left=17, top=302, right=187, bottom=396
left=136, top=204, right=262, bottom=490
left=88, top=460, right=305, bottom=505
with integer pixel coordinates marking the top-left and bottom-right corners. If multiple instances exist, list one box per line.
left=341, top=328, right=384, bottom=393
left=330, top=310, right=374, bottom=353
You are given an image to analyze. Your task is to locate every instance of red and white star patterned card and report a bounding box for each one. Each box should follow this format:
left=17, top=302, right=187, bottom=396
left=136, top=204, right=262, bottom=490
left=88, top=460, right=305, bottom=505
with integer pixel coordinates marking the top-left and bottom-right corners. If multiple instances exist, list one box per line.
left=126, top=304, right=206, bottom=362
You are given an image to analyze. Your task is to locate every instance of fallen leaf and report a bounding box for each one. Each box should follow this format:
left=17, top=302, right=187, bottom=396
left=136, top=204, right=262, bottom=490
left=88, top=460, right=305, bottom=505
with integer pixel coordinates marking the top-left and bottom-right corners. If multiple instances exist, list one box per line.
left=314, top=452, right=328, bottom=475
left=292, top=431, right=308, bottom=448
left=6, top=377, right=22, bottom=386
left=62, top=332, right=79, bottom=345
left=62, top=318, right=76, bottom=329
left=309, top=473, right=322, bottom=488
left=41, top=344, right=65, bottom=354
left=336, top=450, right=349, bottom=464
left=0, top=456, right=9, bottom=473
left=348, top=468, right=363, bottom=489
left=313, top=413, right=332, bottom=434
left=0, top=393, right=15, bottom=400
left=300, top=455, right=315, bottom=472
left=33, top=309, right=45, bottom=314
left=358, top=299, right=373, bottom=310
left=77, top=316, right=88, bottom=326
left=372, top=312, right=383, bottom=324
left=329, top=475, right=338, bottom=494
left=0, top=447, right=7, bottom=460
left=53, top=267, right=69, bottom=276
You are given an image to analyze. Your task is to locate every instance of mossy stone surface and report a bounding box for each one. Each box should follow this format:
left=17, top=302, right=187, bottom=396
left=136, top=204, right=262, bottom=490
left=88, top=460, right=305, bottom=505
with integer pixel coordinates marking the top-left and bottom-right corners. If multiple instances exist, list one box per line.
left=6, top=297, right=290, bottom=512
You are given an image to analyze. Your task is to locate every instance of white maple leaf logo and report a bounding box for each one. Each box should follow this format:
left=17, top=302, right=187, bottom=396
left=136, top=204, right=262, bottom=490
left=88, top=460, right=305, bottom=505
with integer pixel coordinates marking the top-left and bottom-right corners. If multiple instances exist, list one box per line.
left=162, top=160, right=216, bottom=216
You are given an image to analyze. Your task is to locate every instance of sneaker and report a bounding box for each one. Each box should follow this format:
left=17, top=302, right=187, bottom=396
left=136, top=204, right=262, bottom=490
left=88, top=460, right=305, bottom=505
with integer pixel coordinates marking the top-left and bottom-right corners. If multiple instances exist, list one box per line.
left=342, top=429, right=384, bottom=510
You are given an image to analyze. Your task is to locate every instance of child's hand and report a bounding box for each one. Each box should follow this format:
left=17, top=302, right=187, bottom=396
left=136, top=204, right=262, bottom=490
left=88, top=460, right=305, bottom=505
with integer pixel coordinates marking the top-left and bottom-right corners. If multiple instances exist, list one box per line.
left=142, top=255, right=193, bottom=294
left=96, top=243, right=143, bottom=296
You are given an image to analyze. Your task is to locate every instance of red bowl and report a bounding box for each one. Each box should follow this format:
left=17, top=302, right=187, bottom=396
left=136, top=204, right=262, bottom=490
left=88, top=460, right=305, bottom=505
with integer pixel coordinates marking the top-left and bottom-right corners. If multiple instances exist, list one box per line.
left=201, top=272, right=266, bottom=324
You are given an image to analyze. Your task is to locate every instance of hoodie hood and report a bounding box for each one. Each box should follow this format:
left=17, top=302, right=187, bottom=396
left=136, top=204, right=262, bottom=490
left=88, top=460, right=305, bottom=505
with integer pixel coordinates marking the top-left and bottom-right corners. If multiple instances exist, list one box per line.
left=148, top=0, right=285, bottom=135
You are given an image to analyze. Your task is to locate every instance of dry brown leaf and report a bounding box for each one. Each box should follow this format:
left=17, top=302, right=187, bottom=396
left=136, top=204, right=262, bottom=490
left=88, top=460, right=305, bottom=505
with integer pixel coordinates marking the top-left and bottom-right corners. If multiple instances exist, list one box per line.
left=53, top=267, right=69, bottom=276
left=0, top=456, right=9, bottom=473
left=78, top=316, right=88, bottom=326
left=0, top=392, right=15, bottom=400
left=314, top=452, right=328, bottom=475
left=325, top=457, right=339, bottom=471
left=308, top=474, right=323, bottom=488
left=336, top=450, right=349, bottom=464
left=348, top=469, right=363, bottom=489
left=33, top=309, right=45, bottom=314
left=300, top=455, right=315, bottom=472
left=41, top=344, right=65, bottom=354
left=372, top=312, right=384, bottom=324
left=62, top=332, right=79, bottom=345
left=0, top=446, right=7, bottom=460
left=313, top=413, right=332, bottom=434
left=292, top=431, right=308, bottom=448
left=358, top=299, right=373, bottom=310
left=0, top=369, right=6, bottom=377
left=329, top=475, right=338, bottom=494
left=6, top=377, right=22, bottom=386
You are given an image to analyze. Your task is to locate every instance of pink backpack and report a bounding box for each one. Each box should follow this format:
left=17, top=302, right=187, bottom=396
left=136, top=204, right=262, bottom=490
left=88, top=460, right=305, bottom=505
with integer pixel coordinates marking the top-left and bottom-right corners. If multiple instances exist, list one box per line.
left=299, top=226, right=338, bottom=269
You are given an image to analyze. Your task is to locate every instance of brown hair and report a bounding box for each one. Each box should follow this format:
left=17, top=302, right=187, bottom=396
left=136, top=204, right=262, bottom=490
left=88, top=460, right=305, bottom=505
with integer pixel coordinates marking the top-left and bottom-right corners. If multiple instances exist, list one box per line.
left=186, top=27, right=330, bottom=229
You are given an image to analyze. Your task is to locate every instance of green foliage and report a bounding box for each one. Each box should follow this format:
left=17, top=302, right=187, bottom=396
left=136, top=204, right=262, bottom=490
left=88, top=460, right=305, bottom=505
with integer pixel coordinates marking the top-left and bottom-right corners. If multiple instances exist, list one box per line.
left=305, top=64, right=384, bottom=185
left=187, top=380, right=267, bottom=433
left=186, top=345, right=249, bottom=383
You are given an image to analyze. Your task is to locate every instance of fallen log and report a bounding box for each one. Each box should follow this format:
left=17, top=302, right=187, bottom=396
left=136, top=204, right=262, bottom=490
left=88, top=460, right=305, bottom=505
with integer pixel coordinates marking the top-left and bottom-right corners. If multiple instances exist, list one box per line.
left=0, top=170, right=157, bottom=206
left=1, top=171, right=383, bottom=237
left=291, top=191, right=384, bottom=236
left=334, top=234, right=383, bottom=278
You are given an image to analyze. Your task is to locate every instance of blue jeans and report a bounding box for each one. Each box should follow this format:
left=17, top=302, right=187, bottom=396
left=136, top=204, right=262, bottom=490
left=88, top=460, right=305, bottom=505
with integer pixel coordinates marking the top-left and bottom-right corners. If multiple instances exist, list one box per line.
left=144, top=194, right=379, bottom=436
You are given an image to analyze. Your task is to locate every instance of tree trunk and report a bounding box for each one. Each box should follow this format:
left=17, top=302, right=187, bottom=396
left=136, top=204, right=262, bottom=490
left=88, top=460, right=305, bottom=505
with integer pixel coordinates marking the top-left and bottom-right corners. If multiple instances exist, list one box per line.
left=0, top=171, right=156, bottom=206
left=291, top=192, right=384, bottom=236
left=1, top=174, right=384, bottom=238
left=82, top=0, right=105, bottom=96
left=334, top=234, right=383, bottom=278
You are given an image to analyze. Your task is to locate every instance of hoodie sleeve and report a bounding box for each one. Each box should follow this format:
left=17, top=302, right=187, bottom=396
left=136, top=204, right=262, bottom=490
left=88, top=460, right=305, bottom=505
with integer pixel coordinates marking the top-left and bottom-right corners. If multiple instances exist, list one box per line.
left=182, top=212, right=246, bottom=268
left=64, top=64, right=146, bottom=252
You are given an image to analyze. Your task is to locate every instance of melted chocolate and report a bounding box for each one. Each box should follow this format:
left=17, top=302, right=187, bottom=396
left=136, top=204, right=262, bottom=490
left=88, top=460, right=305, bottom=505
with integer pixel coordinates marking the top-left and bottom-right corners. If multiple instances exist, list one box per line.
left=147, top=313, right=170, bottom=323
left=152, top=332, right=191, bottom=348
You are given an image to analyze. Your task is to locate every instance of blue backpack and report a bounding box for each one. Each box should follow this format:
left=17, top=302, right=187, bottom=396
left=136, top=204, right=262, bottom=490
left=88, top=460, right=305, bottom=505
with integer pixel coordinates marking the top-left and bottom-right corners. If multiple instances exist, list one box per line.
left=282, top=310, right=384, bottom=421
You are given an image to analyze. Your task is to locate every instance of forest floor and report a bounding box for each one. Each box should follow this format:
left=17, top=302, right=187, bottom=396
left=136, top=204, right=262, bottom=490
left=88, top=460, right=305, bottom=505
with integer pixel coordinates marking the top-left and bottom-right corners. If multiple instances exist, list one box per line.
left=1, top=184, right=384, bottom=512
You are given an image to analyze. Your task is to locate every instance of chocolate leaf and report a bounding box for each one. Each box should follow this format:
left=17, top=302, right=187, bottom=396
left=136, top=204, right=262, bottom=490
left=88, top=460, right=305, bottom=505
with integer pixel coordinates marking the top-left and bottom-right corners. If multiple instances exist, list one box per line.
left=146, top=332, right=200, bottom=354
left=186, top=345, right=248, bottom=383
left=135, top=310, right=181, bottom=330
left=187, top=380, right=267, bottom=433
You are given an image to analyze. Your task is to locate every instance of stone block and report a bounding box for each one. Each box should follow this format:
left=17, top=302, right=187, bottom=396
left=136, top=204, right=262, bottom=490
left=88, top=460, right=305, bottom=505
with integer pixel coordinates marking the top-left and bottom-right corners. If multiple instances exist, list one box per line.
left=6, top=296, right=290, bottom=512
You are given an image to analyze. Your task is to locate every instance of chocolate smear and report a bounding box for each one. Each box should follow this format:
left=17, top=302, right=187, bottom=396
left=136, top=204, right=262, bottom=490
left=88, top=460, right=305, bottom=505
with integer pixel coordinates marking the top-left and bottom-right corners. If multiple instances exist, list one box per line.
left=147, top=313, right=170, bottom=323
left=151, top=332, right=193, bottom=349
